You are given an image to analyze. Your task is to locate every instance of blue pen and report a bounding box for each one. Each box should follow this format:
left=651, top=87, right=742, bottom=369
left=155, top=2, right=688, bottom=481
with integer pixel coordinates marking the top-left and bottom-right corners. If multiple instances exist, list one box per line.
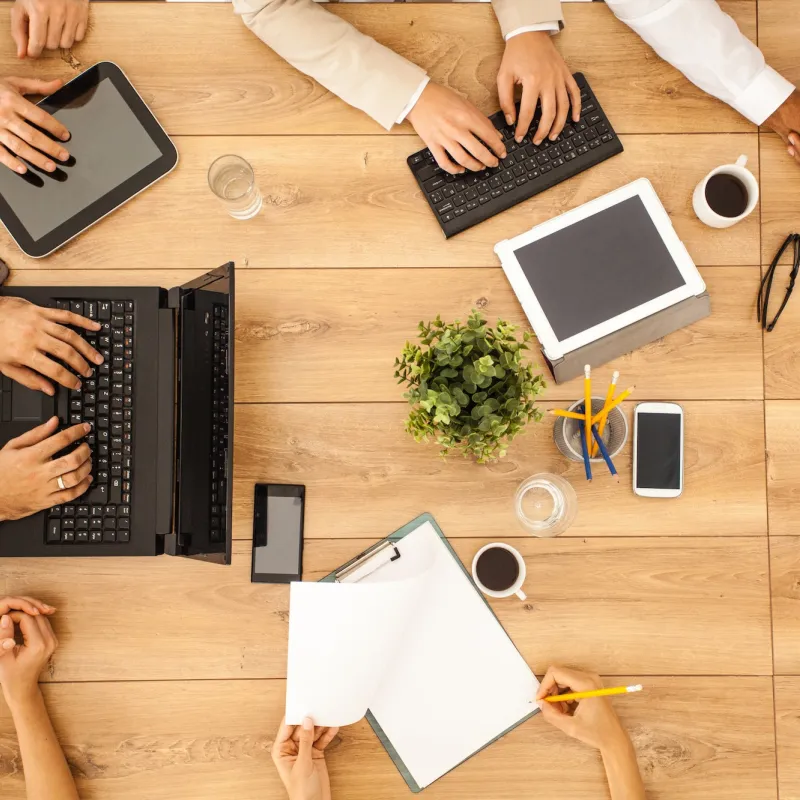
left=578, top=415, right=592, bottom=482
left=592, top=423, right=620, bottom=483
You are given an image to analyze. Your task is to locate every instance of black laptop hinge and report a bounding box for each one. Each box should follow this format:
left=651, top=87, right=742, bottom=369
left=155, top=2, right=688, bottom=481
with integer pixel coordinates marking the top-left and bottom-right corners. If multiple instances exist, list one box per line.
left=167, top=286, right=181, bottom=310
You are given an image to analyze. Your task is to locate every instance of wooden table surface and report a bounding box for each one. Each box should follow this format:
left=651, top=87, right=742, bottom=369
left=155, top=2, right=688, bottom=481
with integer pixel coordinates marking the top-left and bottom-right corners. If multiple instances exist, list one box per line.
left=0, top=1, right=798, bottom=798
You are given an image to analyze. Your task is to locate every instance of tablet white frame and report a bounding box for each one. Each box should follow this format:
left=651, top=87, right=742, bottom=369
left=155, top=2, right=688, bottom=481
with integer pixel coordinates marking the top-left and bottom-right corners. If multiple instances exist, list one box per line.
left=493, top=178, right=705, bottom=361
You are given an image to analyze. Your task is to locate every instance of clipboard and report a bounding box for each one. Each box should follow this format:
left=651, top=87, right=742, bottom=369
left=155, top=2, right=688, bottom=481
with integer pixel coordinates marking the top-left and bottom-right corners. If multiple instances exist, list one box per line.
left=321, top=512, right=538, bottom=793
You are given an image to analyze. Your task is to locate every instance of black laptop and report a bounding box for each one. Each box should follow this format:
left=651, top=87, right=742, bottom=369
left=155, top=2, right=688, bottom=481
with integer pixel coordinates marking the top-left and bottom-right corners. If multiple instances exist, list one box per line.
left=0, top=262, right=234, bottom=561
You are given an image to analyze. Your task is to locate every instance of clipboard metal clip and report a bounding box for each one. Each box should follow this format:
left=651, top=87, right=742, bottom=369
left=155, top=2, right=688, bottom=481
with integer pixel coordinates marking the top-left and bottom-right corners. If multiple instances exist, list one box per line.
left=335, top=541, right=402, bottom=584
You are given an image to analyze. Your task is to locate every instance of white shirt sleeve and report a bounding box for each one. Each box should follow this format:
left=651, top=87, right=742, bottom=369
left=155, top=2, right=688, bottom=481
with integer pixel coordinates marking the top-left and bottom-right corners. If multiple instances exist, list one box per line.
left=505, top=23, right=561, bottom=40
left=396, top=76, right=431, bottom=125
left=606, top=0, right=795, bottom=125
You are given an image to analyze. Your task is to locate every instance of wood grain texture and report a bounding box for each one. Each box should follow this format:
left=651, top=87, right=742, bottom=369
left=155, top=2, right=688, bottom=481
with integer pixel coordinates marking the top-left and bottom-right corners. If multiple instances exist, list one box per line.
left=770, top=537, right=800, bottom=674
left=232, top=401, right=767, bottom=540
left=758, top=0, right=800, bottom=88
left=0, top=676, right=776, bottom=800
left=0, top=537, right=771, bottom=680
left=775, top=677, right=800, bottom=800
left=0, top=134, right=759, bottom=272
left=0, top=2, right=754, bottom=137
left=763, top=261, right=800, bottom=399
left=760, top=133, right=800, bottom=267
left=233, top=266, right=763, bottom=403
left=765, top=401, right=800, bottom=535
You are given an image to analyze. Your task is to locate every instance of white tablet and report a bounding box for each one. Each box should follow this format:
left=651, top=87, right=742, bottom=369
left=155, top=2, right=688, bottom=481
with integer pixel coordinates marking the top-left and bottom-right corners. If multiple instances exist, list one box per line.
left=494, top=179, right=705, bottom=361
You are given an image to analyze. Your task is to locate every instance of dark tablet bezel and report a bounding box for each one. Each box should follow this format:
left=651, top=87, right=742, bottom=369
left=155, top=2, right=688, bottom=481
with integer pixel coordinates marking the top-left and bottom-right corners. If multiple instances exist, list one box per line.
left=0, top=61, right=178, bottom=258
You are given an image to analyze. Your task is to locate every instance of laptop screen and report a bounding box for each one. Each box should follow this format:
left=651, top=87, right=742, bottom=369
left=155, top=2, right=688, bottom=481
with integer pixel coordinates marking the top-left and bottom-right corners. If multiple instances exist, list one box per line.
left=174, top=264, right=234, bottom=564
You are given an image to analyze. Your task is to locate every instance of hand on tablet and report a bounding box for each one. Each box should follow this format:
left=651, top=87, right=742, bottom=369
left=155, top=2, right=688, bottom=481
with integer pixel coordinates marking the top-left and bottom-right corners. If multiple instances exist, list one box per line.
left=11, top=0, right=89, bottom=58
left=0, top=296, right=102, bottom=394
left=0, top=77, right=70, bottom=175
left=497, top=31, right=581, bottom=146
left=0, top=418, right=92, bottom=522
left=272, top=717, right=339, bottom=800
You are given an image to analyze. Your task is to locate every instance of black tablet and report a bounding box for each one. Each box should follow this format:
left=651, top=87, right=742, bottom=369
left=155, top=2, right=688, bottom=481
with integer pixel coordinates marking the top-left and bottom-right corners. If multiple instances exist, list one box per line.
left=0, top=62, right=178, bottom=258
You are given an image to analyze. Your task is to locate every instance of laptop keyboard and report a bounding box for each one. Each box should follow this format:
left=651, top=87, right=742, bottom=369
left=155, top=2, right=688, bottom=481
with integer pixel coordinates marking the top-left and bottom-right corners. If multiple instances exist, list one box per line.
left=210, top=303, right=229, bottom=544
left=407, top=73, right=623, bottom=238
left=46, top=299, right=135, bottom=545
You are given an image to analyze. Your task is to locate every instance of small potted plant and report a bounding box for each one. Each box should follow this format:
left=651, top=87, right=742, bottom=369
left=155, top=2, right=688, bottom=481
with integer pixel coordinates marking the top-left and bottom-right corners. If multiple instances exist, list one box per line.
left=394, top=310, right=546, bottom=463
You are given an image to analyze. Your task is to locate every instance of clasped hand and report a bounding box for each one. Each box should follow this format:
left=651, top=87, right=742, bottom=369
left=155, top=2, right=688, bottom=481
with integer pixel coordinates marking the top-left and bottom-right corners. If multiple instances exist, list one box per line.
left=272, top=717, right=339, bottom=800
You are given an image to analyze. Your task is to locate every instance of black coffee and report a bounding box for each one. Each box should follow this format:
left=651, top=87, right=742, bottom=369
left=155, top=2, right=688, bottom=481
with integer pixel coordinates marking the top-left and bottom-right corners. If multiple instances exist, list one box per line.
left=476, top=547, right=519, bottom=592
left=705, top=173, right=749, bottom=218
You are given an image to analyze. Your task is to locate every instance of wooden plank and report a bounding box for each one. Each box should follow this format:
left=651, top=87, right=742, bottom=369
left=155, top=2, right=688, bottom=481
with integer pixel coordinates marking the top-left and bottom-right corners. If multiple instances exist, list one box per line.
left=763, top=261, right=800, bottom=399
left=776, top=678, right=800, bottom=800
left=760, top=133, right=800, bottom=267
left=0, top=2, right=755, bottom=137
left=232, top=401, right=767, bottom=540
left=0, top=134, right=760, bottom=272
left=765, top=401, right=800, bottom=535
left=0, top=537, right=771, bottom=681
left=233, top=266, right=762, bottom=403
left=0, top=676, right=776, bottom=800
left=758, top=0, right=800, bottom=88
left=770, top=537, right=800, bottom=674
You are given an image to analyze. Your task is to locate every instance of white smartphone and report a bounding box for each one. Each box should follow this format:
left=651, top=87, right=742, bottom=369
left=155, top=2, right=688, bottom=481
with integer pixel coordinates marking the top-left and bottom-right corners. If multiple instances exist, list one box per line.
left=633, top=402, right=684, bottom=498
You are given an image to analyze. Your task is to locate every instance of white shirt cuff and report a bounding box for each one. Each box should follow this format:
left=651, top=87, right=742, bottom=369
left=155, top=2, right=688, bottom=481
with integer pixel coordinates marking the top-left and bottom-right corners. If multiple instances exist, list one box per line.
left=731, top=65, right=796, bottom=126
left=505, top=23, right=561, bottom=41
left=396, top=76, right=431, bottom=125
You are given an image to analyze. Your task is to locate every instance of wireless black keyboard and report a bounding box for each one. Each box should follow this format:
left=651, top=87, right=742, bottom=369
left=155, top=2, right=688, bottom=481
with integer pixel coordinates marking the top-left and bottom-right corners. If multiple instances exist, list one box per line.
left=407, top=73, right=623, bottom=238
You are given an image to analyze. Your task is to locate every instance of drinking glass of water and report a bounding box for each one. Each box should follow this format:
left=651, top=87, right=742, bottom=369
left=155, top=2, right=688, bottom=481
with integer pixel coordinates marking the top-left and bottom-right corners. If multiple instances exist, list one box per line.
left=208, top=155, right=262, bottom=220
left=514, top=473, right=578, bottom=538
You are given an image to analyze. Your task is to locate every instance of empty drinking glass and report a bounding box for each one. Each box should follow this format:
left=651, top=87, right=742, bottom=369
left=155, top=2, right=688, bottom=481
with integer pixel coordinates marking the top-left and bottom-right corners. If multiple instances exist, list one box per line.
left=514, top=473, right=578, bottom=537
left=208, top=155, right=262, bottom=220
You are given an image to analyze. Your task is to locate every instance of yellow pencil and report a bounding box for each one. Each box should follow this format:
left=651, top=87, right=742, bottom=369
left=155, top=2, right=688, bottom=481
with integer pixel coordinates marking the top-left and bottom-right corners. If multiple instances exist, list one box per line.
left=595, top=385, right=634, bottom=418
left=549, top=386, right=634, bottom=424
left=583, top=365, right=592, bottom=465
left=549, top=409, right=586, bottom=421
left=592, top=370, right=619, bottom=457
left=543, top=684, right=643, bottom=703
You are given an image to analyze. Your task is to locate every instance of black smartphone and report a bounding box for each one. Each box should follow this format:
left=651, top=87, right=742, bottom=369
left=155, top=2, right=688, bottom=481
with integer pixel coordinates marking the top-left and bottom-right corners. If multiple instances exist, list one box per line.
left=251, top=484, right=305, bottom=583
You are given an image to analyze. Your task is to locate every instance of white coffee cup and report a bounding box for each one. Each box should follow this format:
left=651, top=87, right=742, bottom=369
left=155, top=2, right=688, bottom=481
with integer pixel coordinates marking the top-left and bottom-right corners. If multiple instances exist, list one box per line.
left=692, top=154, right=759, bottom=229
left=472, top=542, right=527, bottom=601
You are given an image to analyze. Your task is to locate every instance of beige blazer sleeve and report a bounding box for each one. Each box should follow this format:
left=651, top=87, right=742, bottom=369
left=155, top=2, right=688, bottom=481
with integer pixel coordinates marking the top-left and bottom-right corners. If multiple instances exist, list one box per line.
left=232, top=0, right=565, bottom=131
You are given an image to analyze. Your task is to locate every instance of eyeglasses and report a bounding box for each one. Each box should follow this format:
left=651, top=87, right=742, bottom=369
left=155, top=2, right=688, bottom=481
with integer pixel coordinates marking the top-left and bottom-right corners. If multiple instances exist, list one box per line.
left=759, top=233, right=800, bottom=332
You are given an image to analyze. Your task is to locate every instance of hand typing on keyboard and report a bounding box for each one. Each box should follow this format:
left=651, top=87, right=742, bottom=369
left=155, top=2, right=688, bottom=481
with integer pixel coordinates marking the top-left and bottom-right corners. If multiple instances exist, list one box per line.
left=0, top=417, right=91, bottom=522
left=407, top=83, right=508, bottom=175
left=0, top=296, right=102, bottom=394
left=498, top=32, right=581, bottom=146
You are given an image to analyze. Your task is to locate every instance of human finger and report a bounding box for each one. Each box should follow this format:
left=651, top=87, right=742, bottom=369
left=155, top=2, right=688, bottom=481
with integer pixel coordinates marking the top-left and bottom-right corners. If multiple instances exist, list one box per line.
left=533, top=92, right=556, bottom=146
left=59, top=7, right=80, bottom=49
left=296, top=718, right=315, bottom=768
left=48, top=441, right=91, bottom=478
left=551, top=86, right=570, bottom=141
left=429, top=143, right=463, bottom=175
left=0, top=595, right=52, bottom=616
left=461, top=132, right=501, bottom=169
left=1, top=364, right=54, bottom=395
left=537, top=695, right=579, bottom=736
left=75, top=14, right=87, bottom=43
left=0, top=129, right=57, bottom=173
left=497, top=70, right=516, bottom=127
left=43, top=307, right=101, bottom=333
left=471, top=113, right=506, bottom=160
left=29, top=349, right=81, bottom=391
left=0, top=144, right=27, bottom=175
left=448, top=140, right=485, bottom=172
left=25, top=11, right=48, bottom=59
left=52, top=474, right=92, bottom=505
left=45, top=9, right=66, bottom=51
left=314, top=726, right=339, bottom=752
left=36, top=421, right=90, bottom=459
left=40, top=334, right=91, bottom=378
left=8, top=416, right=59, bottom=449
left=53, top=456, right=91, bottom=491
left=566, top=73, right=582, bottom=123
left=9, top=84, right=69, bottom=142
left=11, top=6, right=28, bottom=59
left=536, top=666, right=601, bottom=700
left=46, top=322, right=103, bottom=367
left=9, top=118, right=69, bottom=163
left=515, top=81, right=538, bottom=143
left=34, top=614, right=57, bottom=652
left=7, top=611, right=46, bottom=651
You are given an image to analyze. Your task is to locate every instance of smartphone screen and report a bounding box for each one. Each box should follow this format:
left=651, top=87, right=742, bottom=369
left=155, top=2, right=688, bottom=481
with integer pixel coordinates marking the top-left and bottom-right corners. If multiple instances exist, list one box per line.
left=635, top=412, right=682, bottom=490
left=251, top=484, right=305, bottom=583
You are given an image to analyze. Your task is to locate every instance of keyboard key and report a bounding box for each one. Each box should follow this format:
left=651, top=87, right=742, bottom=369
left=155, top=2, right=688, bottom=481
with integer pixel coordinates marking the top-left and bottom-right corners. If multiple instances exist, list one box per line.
left=588, top=113, right=602, bottom=126
left=437, top=202, right=454, bottom=215
left=47, top=520, right=61, bottom=543
left=589, top=139, right=602, bottom=149
left=466, top=201, right=479, bottom=211
left=515, top=176, right=527, bottom=186
left=430, top=190, right=443, bottom=205
left=576, top=145, right=589, bottom=155
left=478, top=195, right=490, bottom=204
left=580, top=103, right=596, bottom=117
left=90, top=530, right=102, bottom=543
left=416, top=163, right=442, bottom=182
left=513, top=150, right=527, bottom=163
left=425, top=176, right=445, bottom=192
left=76, top=530, right=89, bottom=543
left=441, top=212, right=454, bottom=223
left=564, top=151, right=577, bottom=161
left=442, top=186, right=455, bottom=198
left=490, top=188, right=503, bottom=199
left=601, top=133, right=614, bottom=143
left=502, top=183, right=514, bottom=192
left=98, top=301, right=111, bottom=321
left=454, top=207, right=466, bottom=217
left=103, top=530, right=116, bottom=542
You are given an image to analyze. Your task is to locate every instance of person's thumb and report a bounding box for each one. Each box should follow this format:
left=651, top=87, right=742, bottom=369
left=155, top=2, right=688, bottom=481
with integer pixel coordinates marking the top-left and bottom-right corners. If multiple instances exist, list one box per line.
left=296, top=717, right=315, bottom=767
left=0, top=614, right=15, bottom=652
left=537, top=699, right=577, bottom=736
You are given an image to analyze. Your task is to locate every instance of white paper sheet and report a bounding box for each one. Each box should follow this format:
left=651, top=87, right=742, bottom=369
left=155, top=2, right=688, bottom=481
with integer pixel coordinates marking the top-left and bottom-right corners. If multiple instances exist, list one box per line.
left=285, top=521, right=538, bottom=788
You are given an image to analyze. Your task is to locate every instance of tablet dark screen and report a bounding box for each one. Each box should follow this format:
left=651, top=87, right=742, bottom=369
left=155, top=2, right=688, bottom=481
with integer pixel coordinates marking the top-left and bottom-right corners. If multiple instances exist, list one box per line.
left=513, top=196, right=686, bottom=342
left=0, top=77, right=161, bottom=241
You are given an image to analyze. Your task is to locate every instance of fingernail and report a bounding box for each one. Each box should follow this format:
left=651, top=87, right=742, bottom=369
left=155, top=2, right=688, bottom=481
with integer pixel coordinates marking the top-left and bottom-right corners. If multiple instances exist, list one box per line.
left=61, top=132, right=70, bottom=142
left=0, top=615, right=9, bottom=629
left=536, top=701, right=545, bottom=710
left=45, top=161, right=56, bottom=172
left=15, top=165, right=26, bottom=174
left=58, top=150, right=68, bottom=161
left=500, top=150, right=507, bottom=159
left=302, top=717, right=314, bottom=731
left=43, top=604, right=55, bottom=612
left=94, top=353, right=104, bottom=364
left=83, top=422, right=91, bottom=433
left=74, top=382, right=81, bottom=390
left=790, top=148, right=796, bottom=157
left=515, top=136, right=522, bottom=144
left=31, top=608, right=39, bottom=615
left=505, top=114, right=513, bottom=125
left=1, top=639, right=14, bottom=651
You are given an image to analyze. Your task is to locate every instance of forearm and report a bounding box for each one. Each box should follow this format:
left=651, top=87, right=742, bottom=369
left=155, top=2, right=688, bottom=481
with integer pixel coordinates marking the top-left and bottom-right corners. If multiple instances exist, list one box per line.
left=600, top=731, right=646, bottom=800
left=6, top=688, right=78, bottom=800
left=606, top=0, right=794, bottom=125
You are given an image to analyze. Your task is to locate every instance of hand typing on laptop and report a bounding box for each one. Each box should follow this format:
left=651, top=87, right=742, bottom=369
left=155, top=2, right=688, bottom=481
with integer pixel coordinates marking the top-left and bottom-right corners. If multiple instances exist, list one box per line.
left=0, top=418, right=92, bottom=521
left=272, top=716, right=339, bottom=800
left=0, top=296, right=102, bottom=394
left=11, top=0, right=89, bottom=58
left=0, top=77, right=70, bottom=175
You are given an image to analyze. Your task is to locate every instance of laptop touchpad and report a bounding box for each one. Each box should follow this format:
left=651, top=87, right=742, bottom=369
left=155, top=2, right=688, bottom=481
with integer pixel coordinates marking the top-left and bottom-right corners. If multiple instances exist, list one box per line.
left=11, top=383, right=45, bottom=422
